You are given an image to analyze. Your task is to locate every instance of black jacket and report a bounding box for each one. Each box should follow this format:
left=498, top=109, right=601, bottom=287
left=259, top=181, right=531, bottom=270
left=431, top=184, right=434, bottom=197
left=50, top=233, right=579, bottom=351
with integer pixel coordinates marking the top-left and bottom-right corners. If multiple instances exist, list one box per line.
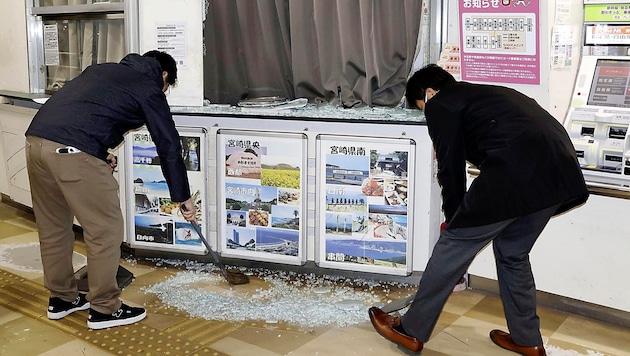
left=424, top=81, right=588, bottom=228
left=26, top=54, right=191, bottom=202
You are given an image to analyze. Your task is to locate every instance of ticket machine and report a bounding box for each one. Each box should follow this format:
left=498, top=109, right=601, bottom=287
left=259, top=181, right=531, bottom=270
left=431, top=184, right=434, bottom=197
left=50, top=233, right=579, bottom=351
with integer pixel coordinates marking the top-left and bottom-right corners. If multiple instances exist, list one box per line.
left=564, top=1, right=630, bottom=187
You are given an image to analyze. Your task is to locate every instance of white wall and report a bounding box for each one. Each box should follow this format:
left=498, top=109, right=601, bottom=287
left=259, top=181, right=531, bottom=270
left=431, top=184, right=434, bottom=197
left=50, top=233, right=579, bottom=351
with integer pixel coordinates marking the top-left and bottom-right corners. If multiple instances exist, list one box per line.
left=0, top=0, right=30, bottom=92
left=468, top=194, right=630, bottom=313
left=0, top=104, right=35, bottom=206
left=138, top=0, right=204, bottom=107
left=546, top=2, right=584, bottom=123
left=0, top=0, right=29, bottom=196
left=0, top=102, right=9, bottom=196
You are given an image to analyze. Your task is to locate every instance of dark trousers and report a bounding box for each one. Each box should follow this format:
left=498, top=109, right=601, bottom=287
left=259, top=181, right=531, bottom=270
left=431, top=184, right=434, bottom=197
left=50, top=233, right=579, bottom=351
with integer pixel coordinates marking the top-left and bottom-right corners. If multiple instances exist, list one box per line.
left=25, top=136, right=124, bottom=314
left=400, top=204, right=560, bottom=346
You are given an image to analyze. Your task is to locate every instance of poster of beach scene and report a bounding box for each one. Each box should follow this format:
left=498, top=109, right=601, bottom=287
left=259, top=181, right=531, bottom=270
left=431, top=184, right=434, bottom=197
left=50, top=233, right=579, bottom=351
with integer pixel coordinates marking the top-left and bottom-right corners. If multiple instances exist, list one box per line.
left=318, top=136, right=414, bottom=275
left=127, top=128, right=206, bottom=253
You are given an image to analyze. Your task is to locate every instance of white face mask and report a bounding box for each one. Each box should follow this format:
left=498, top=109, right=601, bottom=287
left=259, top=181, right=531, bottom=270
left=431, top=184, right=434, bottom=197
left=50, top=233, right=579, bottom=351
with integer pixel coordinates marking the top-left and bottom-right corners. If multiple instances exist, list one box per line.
left=424, top=89, right=438, bottom=103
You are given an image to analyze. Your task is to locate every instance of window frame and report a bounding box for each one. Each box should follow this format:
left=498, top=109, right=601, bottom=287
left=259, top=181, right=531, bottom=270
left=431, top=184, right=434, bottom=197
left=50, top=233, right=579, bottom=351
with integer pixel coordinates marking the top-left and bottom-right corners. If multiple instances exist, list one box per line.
left=25, top=0, right=139, bottom=94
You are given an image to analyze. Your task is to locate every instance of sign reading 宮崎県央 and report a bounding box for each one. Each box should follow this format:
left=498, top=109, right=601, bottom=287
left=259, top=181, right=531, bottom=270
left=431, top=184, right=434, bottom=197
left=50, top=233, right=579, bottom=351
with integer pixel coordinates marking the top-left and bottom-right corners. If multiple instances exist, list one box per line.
left=217, top=130, right=307, bottom=265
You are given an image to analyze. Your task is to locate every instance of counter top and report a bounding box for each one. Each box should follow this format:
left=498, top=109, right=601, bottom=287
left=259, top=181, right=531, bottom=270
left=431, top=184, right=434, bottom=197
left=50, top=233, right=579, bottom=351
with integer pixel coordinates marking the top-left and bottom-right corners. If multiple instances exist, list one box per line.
left=0, top=90, right=49, bottom=101
left=467, top=166, right=630, bottom=199
left=1, top=90, right=426, bottom=124
left=171, top=101, right=426, bottom=124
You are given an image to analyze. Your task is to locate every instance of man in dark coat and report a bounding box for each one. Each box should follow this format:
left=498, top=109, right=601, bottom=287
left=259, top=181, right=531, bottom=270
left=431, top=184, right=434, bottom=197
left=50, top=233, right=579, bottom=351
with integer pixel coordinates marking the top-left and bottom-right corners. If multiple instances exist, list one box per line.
left=25, top=50, right=198, bottom=330
left=369, top=64, right=589, bottom=355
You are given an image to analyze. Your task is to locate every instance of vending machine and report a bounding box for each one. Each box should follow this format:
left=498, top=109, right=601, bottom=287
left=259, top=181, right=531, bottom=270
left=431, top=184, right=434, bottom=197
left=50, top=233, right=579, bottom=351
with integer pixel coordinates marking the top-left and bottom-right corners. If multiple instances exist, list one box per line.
left=564, top=1, right=630, bottom=187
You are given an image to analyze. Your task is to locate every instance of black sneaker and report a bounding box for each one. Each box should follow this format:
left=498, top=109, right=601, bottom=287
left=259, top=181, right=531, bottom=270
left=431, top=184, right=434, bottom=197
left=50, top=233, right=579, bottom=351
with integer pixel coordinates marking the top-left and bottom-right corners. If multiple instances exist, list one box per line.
left=87, top=303, right=146, bottom=329
left=47, top=293, right=90, bottom=320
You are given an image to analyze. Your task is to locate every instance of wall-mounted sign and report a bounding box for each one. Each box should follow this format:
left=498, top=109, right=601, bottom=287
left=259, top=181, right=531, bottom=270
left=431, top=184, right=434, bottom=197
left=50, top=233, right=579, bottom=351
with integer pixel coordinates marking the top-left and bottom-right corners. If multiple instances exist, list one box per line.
left=217, top=130, right=307, bottom=265
left=459, top=0, right=541, bottom=85
left=584, top=24, right=630, bottom=45
left=155, top=22, right=188, bottom=67
left=43, top=24, right=60, bottom=66
left=584, top=3, right=630, bottom=23
left=317, top=135, right=415, bottom=276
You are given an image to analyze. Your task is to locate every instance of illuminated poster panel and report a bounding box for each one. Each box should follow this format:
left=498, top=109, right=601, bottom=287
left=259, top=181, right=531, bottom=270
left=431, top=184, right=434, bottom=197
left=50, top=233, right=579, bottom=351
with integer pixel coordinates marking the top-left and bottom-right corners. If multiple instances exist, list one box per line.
left=126, top=127, right=206, bottom=253
left=317, top=135, right=415, bottom=276
left=217, top=130, right=307, bottom=265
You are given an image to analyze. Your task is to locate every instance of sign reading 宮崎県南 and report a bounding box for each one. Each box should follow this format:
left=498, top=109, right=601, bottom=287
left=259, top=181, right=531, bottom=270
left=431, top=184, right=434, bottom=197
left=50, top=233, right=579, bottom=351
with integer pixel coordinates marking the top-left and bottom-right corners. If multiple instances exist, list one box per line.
left=317, top=135, right=415, bottom=276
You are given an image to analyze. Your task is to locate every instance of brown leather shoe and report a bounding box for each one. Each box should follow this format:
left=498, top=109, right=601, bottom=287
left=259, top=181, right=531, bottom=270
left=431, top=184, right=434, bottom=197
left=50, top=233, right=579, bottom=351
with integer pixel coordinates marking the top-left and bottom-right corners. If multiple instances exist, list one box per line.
left=368, top=307, right=423, bottom=353
left=490, top=329, right=547, bottom=356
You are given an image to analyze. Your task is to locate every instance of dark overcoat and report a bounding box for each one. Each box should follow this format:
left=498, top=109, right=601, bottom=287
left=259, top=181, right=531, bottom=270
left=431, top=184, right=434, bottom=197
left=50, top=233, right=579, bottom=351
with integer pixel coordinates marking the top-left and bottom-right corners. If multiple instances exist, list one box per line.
left=424, top=81, right=589, bottom=228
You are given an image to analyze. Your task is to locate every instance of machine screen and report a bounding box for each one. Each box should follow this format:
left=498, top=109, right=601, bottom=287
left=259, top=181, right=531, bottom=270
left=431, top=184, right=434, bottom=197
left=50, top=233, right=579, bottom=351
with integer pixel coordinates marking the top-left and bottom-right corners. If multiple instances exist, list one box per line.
left=587, top=59, right=630, bottom=108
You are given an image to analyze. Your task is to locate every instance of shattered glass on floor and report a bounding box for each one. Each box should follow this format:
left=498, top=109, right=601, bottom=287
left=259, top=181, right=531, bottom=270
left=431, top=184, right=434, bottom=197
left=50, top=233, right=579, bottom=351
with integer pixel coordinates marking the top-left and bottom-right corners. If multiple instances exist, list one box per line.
left=141, top=258, right=415, bottom=329
left=0, top=242, right=86, bottom=272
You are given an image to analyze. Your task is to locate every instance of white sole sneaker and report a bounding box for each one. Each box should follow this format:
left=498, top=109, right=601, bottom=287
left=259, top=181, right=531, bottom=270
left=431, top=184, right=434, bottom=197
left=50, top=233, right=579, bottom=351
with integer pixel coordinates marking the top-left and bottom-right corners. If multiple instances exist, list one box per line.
left=47, top=294, right=90, bottom=320
left=47, top=303, right=91, bottom=319
left=87, top=310, right=146, bottom=329
left=87, top=304, right=146, bottom=330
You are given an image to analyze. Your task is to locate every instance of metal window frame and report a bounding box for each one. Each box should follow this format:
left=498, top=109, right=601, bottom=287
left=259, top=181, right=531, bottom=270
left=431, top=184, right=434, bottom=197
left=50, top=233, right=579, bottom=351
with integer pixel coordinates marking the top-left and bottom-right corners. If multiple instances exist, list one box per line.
left=25, top=0, right=138, bottom=94
left=430, top=0, right=446, bottom=63
left=30, top=3, right=125, bottom=16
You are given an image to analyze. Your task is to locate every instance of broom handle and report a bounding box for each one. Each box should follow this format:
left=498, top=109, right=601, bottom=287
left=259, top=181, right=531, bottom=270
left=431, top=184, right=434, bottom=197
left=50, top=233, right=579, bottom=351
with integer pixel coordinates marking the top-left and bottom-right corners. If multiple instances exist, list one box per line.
left=180, top=206, right=230, bottom=280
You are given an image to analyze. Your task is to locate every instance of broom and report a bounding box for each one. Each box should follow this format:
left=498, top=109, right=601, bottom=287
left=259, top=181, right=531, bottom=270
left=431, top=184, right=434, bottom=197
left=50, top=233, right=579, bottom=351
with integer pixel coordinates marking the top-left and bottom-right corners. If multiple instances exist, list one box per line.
left=181, top=205, right=250, bottom=285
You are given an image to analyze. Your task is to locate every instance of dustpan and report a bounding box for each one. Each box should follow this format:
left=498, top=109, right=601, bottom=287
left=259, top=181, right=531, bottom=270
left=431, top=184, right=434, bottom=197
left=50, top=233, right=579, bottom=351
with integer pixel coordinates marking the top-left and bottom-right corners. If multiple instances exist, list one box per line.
left=74, top=265, right=135, bottom=292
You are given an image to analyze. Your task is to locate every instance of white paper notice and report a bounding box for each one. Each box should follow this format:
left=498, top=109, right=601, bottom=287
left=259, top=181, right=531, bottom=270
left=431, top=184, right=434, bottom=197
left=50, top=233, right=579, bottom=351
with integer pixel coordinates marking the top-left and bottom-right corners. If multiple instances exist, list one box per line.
left=156, top=22, right=187, bottom=67
left=43, top=24, right=60, bottom=66
left=551, top=25, right=575, bottom=69
left=554, top=0, right=573, bottom=25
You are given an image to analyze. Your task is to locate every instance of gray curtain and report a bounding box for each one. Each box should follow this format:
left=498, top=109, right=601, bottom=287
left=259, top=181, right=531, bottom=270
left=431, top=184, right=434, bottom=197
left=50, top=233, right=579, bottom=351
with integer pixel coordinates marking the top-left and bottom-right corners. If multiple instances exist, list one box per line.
left=204, top=0, right=422, bottom=107
left=44, top=18, right=124, bottom=90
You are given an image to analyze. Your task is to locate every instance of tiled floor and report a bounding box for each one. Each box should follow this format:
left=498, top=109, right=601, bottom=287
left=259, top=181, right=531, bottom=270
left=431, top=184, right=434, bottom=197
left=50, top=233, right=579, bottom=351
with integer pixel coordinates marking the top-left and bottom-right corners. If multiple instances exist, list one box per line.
left=1, top=200, right=629, bottom=356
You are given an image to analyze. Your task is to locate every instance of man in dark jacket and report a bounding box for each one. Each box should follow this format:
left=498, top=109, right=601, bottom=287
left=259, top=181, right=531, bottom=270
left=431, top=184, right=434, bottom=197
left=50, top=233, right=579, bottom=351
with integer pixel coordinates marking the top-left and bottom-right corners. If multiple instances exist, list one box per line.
left=25, top=50, right=197, bottom=330
left=369, top=64, right=588, bottom=355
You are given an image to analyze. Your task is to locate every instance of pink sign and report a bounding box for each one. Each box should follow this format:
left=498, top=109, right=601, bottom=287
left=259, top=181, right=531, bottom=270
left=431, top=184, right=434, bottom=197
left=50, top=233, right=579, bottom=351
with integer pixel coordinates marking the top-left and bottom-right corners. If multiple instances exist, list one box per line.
left=458, top=0, right=540, bottom=85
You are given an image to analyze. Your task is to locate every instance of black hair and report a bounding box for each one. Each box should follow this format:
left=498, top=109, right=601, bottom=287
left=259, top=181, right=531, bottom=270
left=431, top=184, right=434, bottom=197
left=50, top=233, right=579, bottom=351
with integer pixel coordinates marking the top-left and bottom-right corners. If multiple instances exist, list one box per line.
left=406, top=64, right=456, bottom=109
left=142, top=50, right=178, bottom=86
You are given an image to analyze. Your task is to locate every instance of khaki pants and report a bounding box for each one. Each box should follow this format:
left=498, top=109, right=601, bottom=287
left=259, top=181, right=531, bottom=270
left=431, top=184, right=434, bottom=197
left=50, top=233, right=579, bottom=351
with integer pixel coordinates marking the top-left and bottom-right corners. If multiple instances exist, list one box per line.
left=26, top=136, right=123, bottom=314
